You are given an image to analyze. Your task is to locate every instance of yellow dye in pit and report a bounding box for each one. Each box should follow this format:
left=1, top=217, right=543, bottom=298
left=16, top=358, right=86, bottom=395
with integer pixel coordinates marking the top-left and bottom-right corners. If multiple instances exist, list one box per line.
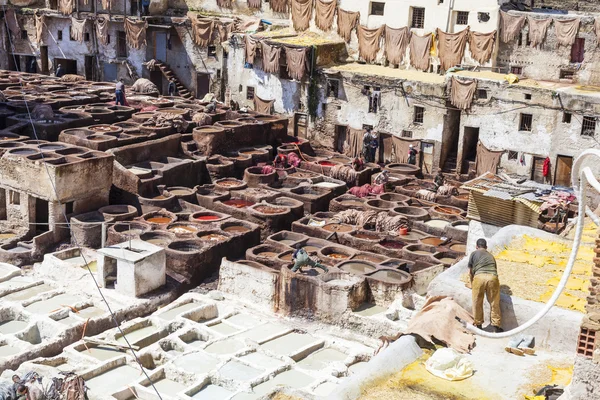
left=491, top=234, right=593, bottom=313
left=358, top=355, right=498, bottom=400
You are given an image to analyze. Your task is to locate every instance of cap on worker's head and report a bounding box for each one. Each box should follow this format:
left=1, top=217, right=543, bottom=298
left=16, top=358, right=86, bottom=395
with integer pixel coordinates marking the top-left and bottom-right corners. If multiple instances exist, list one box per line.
left=119, top=78, right=124, bottom=81
left=12, top=375, right=19, bottom=382
left=476, top=238, right=487, bottom=249
left=409, top=144, right=414, bottom=148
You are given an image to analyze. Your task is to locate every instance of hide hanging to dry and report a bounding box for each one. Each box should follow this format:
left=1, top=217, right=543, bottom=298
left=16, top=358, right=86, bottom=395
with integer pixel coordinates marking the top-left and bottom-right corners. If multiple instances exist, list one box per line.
left=58, top=0, right=75, bottom=15
left=526, top=17, right=552, bottom=47
left=467, top=30, right=496, bottom=64
left=475, top=141, right=504, bottom=176
left=500, top=11, right=525, bottom=43
left=285, top=46, right=308, bottom=81
left=35, top=13, right=46, bottom=45
left=191, top=16, right=214, bottom=47
left=270, top=0, right=288, bottom=13
left=96, top=17, right=109, bottom=45
left=101, top=0, right=110, bottom=10
left=248, top=0, right=261, bottom=8
left=357, top=25, right=384, bottom=63
left=436, top=28, right=469, bottom=71
left=337, top=9, right=359, bottom=43
left=392, top=136, right=421, bottom=164
left=345, top=128, right=364, bottom=158
left=409, top=33, right=432, bottom=72
left=216, top=0, right=233, bottom=8
left=5, top=9, right=21, bottom=38
left=70, top=17, right=86, bottom=43
left=553, top=18, right=580, bottom=47
left=245, top=35, right=259, bottom=64
left=254, top=96, right=275, bottom=114
left=385, top=26, right=410, bottom=66
left=234, top=17, right=261, bottom=33
left=124, top=18, right=148, bottom=49
left=217, top=22, right=233, bottom=42
left=261, top=42, right=281, bottom=74
left=315, top=0, right=336, bottom=32
left=450, top=77, right=476, bottom=110
left=291, top=0, right=313, bottom=31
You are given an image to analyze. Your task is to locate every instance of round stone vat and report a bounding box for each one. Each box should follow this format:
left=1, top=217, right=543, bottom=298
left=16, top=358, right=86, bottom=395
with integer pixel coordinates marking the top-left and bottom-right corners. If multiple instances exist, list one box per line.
left=142, top=210, right=177, bottom=227
left=385, top=163, right=420, bottom=176
left=196, top=230, right=230, bottom=244
left=319, top=246, right=354, bottom=263
left=392, top=206, right=430, bottom=221
left=108, top=221, right=151, bottom=245
left=402, top=244, right=438, bottom=263
left=189, top=211, right=228, bottom=223
left=351, top=252, right=388, bottom=264
left=166, top=222, right=201, bottom=237
left=140, top=231, right=175, bottom=248
left=378, top=192, right=411, bottom=204
left=98, top=205, right=138, bottom=221
left=165, top=186, right=197, bottom=203
left=433, top=251, right=461, bottom=268
left=214, top=178, right=247, bottom=191
left=429, top=205, right=465, bottom=221
left=365, top=199, right=395, bottom=211
left=337, top=260, right=377, bottom=275
left=322, top=223, right=354, bottom=233
left=220, top=221, right=253, bottom=235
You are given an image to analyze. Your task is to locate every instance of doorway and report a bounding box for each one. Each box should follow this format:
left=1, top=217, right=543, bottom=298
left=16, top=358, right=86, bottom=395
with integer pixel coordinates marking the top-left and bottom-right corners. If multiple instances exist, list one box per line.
left=334, top=124, right=348, bottom=153
left=8, top=54, right=20, bottom=71
left=25, top=56, right=37, bottom=73
left=554, top=155, right=573, bottom=187
left=531, top=156, right=547, bottom=184
left=35, top=198, right=49, bottom=235
left=420, top=142, right=434, bottom=175
left=294, top=113, right=308, bottom=138
left=53, top=58, right=77, bottom=75
left=40, top=46, right=48, bottom=74
left=461, top=127, right=480, bottom=174
left=154, top=31, right=167, bottom=62
left=84, top=55, right=96, bottom=81
left=441, top=106, right=461, bottom=172
left=196, top=72, right=210, bottom=99
left=150, top=70, right=163, bottom=94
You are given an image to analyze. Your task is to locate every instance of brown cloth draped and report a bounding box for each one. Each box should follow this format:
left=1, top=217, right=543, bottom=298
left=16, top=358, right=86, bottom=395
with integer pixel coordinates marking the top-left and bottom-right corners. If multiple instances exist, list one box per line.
left=124, top=18, right=147, bottom=49
left=450, top=77, right=476, bottom=110
left=234, top=17, right=261, bottom=33
left=315, top=0, right=336, bottom=32
left=254, top=96, right=274, bottom=114
left=357, top=25, right=384, bottom=63
left=436, top=28, right=469, bottom=71
left=285, top=46, right=308, bottom=80
left=393, top=136, right=420, bottom=164
left=475, top=141, right=503, bottom=175
left=594, top=17, right=600, bottom=47
left=245, top=35, right=259, bottom=64
left=96, top=16, right=109, bottom=46
left=292, top=0, right=313, bottom=31
left=58, top=0, right=74, bottom=15
left=526, top=17, right=551, bottom=47
left=35, top=13, right=45, bottom=45
left=216, top=0, right=233, bottom=8
left=191, top=17, right=214, bottom=47
left=468, top=30, right=496, bottom=64
left=500, top=11, right=525, bottom=43
left=5, top=9, right=20, bottom=38
left=409, top=33, right=432, bottom=71
left=337, top=9, right=359, bottom=43
left=70, top=18, right=86, bottom=43
left=261, top=42, right=281, bottom=74
left=217, top=22, right=233, bottom=42
left=345, top=128, right=364, bottom=158
left=101, top=0, right=110, bottom=10
left=248, top=0, right=261, bottom=8
left=554, top=18, right=580, bottom=47
left=270, top=0, right=288, bottom=13
left=385, top=26, right=410, bottom=66
left=380, top=132, right=394, bottom=163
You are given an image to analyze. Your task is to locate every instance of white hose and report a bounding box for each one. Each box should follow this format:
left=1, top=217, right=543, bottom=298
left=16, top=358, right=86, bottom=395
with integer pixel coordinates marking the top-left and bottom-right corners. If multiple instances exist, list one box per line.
left=465, top=149, right=600, bottom=338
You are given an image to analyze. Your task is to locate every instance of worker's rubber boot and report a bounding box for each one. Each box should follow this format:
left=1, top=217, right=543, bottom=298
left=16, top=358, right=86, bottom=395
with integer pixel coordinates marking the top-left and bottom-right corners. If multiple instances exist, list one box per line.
left=517, top=335, right=536, bottom=355
left=316, top=264, right=329, bottom=273
left=505, top=336, right=525, bottom=356
left=291, top=263, right=301, bottom=273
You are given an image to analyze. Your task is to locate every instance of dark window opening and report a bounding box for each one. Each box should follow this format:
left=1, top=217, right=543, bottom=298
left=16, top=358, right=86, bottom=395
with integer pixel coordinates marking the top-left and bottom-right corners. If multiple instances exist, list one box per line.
left=456, top=11, right=469, bottom=25
left=511, top=66, right=523, bottom=75
left=563, top=112, right=572, bottom=124
left=414, top=106, right=424, bottom=124
left=65, top=201, right=74, bottom=214
left=84, top=32, right=90, bottom=42
left=106, top=34, right=111, bottom=44
left=525, top=93, right=532, bottom=100
left=69, top=27, right=74, bottom=41
left=477, top=89, right=487, bottom=99
left=560, top=69, right=575, bottom=79
left=57, top=30, right=63, bottom=41
left=368, top=89, right=380, bottom=113
left=327, top=79, right=339, bottom=98
left=478, top=12, right=490, bottom=22
left=246, top=86, right=255, bottom=100
left=411, top=7, right=425, bottom=29
left=9, top=191, right=20, bottom=205
left=21, top=30, right=28, bottom=40
left=518, top=33, right=523, bottom=46
left=117, top=31, right=127, bottom=58
left=571, top=38, right=585, bottom=63
left=520, top=113, right=533, bottom=131
left=208, top=45, right=217, bottom=57
left=362, top=124, right=373, bottom=131
left=370, top=2, right=385, bottom=16
left=279, top=57, right=291, bottom=80
left=402, top=130, right=413, bottom=138
left=581, top=116, right=596, bottom=137
left=216, top=69, right=221, bottom=78
left=508, top=150, right=518, bottom=161
left=322, top=103, right=327, bottom=113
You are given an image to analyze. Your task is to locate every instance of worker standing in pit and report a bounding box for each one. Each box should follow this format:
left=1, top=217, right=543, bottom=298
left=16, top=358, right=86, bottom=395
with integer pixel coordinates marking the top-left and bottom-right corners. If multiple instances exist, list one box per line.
left=433, top=170, right=445, bottom=192
left=115, top=78, right=125, bottom=106
left=469, top=238, right=503, bottom=332
left=291, top=245, right=329, bottom=273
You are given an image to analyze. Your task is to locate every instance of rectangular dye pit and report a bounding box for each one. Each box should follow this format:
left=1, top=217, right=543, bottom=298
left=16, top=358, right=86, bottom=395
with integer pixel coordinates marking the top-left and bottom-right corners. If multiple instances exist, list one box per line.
left=0, top=320, right=28, bottom=334
left=204, top=338, right=246, bottom=355
left=218, top=360, right=264, bottom=381
left=79, top=345, right=124, bottom=361
left=192, top=384, right=234, bottom=400
left=353, top=303, right=387, bottom=317
left=207, top=322, right=240, bottom=336
left=150, top=378, right=187, bottom=396
left=25, top=293, right=80, bottom=314
left=158, top=302, right=201, bottom=321
left=3, top=284, right=54, bottom=301
left=225, top=313, right=262, bottom=328
left=260, top=332, right=321, bottom=358
left=76, top=306, right=106, bottom=319
left=348, top=361, right=368, bottom=375
left=86, top=365, right=141, bottom=394
left=252, top=370, right=315, bottom=396
left=296, top=348, right=347, bottom=370
left=238, top=352, right=286, bottom=369
left=236, top=322, right=291, bottom=344
left=173, top=352, right=219, bottom=374
left=0, top=344, right=20, bottom=357
left=116, top=325, right=159, bottom=345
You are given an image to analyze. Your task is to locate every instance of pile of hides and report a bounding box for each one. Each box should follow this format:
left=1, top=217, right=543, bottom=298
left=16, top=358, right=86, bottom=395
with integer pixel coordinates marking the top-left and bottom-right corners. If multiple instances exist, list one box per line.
left=539, top=190, right=575, bottom=211
left=425, top=348, right=474, bottom=381
left=288, top=152, right=301, bottom=167
left=437, top=184, right=459, bottom=196
left=60, top=74, right=85, bottom=82
left=331, top=209, right=408, bottom=233
left=416, top=189, right=437, bottom=202
left=330, top=164, right=358, bottom=184
left=48, top=373, right=87, bottom=400
left=348, top=183, right=384, bottom=198
left=261, top=165, right=276, bottom=174
left=131, top=78, right=158, bottom=93
left=143, top=112, right=189, bottom=133
left=124, top=18, right=148, bottom=49
left=32, top=104, right=54, bottom=121
left=192, top=112, right=212, bottom=126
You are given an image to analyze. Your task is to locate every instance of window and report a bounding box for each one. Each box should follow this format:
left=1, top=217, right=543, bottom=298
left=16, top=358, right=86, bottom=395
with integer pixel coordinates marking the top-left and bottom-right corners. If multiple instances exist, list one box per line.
left=563, top=112, right=572, bottom=124
left=216, top=69, right=221, bottom=78
left=57, top=30, right=63, bottom=41
left=571, top=38, right=585, bottom=63
left=21, top=30, right=28, bottom=40
left=411, top=7, right=425, bottom=29
left=511, top=66, right=523, bottom=75
left=456, top=11, right=469, bottom=25
left=362, top=124, right=373, bottom=131
left=477, top=89, right=487, bottom=99
left=327, top=79, right=339, bottom=98
left=524, top=93, right=532, bottom=100
left=518, top=33, right=523, bottom=46
left=322, top=103, right=327, bottom=113
left=9, top=191, right=20, bottom=205
left=208, top=45, right=217, bottom=57
left=581, top=116, right=596, bottom=137
left=560, top=69, right=575, bottom=79
left=106, top=34, right=111, bottom=44
left=246, top=86, right=255, bottom=100
left=84, top=32, right=90, bottom=42
left=402, top=130, right=413, bottom=138
left=508, top=151, right=518, bottom=161
left=69, top=27, right=74, bottom=41
left=65, top=201, right=74, bottom=214
left=279, top=57, right=291, bottom=80
left=117, top=31, right=127, bottom=58
left=478, top=12, right=490, bottom=22
left=238, top=84, right=243, bottom=92
left=370, top=2, right=385, bottom=16
left=414, top=106, right=424, bottom=124
left=519, top=113, right=533, bottom=131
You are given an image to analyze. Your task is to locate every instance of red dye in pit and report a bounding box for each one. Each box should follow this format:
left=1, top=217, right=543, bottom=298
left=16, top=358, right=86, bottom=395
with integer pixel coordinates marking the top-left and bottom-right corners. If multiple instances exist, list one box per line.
left=381, top=240, right=405, bottom=249
left=318, top=161, right=336, bottom=167
left=223, top=199, right=255, bottom=208
left=195, top=215, right=220, bottom=221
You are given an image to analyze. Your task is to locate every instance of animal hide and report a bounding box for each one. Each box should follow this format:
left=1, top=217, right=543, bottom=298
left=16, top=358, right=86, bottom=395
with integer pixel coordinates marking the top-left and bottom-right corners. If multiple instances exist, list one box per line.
left=35, top=13, right=46, bottom=45
left=381, top=132, right=394, bottom=163
left=248, top=0, right=261, bottom=8
left=437, top=184, right=458, bottom=196
left=261, top=42, right=281, bottom=74
left=344, top=128, right=364, bottom=158
left=96, top=16, right=109, bottom=45
left=234, top=17, right=261, bottom=33
left=416, top=189, right=437, bottom=202
left=217, top=22, right=233, bottom=42
left=245, top=35, right=259, bottom=64
left=409, top=33, right=432, bottom=72
left=500, top=11, right=525, bottom=43
left=270, top=0, right=288, bottom=13
left=595, top=17, right=600, bottom=47
left=436, top=28, right=469, bottom=71
left=5, top=9, right=21, bottom=38
left=285, top=46, right=308, bottom=80
left=475, top=141, right=503, bottom=175
left=70, top=17, right=86, bottom=43
left=191, top=16, right=214, bottom=47
left=385, top=26, right=410, bottom=66
left=337, top=9, right=359, bottom=43
left=450, top=77, right=476, bottom=110
left=554, top=18, right=580, bottom=47
left=124, top=18, right=148, bottom=49
left=315, top=0, right=336, bottom=32
left=101, top=0, right=110, bottom=10
left=467, top=30, right=496, bottom=64
left=216, top=0, right=233, bottom=8
left=291, top=0, right=313, bottom=31
left=392, top=136, right=420, bottom=164
left=526, top=17, right=551, bottom=47
left=254, top=96, right=274, bottom=114
left=58, top=0, right=75, bottom=15
left=357, top=25, right=384, bottom=63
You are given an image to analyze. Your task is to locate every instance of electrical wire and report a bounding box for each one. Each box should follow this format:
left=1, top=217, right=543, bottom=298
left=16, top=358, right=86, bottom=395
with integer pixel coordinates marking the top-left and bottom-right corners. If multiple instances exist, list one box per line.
left=1, top=6, right=163, bottom=399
